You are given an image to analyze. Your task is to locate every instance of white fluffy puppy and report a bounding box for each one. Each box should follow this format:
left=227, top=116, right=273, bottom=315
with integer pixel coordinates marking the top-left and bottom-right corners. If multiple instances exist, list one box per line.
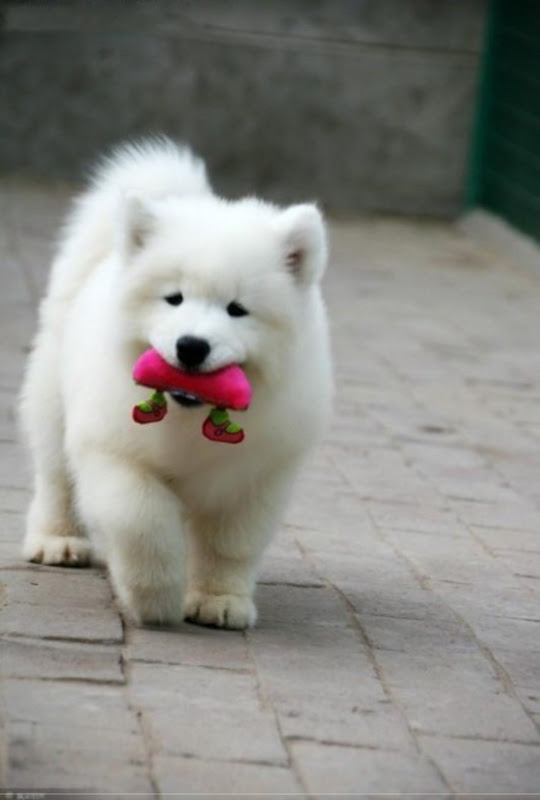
left=20, top=139, right=332, bottom=629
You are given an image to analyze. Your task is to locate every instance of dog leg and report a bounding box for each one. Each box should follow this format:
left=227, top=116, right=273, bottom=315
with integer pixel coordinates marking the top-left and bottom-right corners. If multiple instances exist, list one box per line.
left=184, top=475, right=293, bottom=629
left=23, top=473, right=91, bottom=567
left=21, top=330, right=91, bottom=566
left=75, top=453, right=185, bottom=626
left=183, top=541, right=259, bottom=630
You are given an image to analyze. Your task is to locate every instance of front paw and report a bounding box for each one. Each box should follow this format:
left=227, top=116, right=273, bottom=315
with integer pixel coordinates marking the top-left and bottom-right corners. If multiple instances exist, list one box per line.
left=22, top=533, right=92, bottom=567
left=183, top=591, right=257, bottom=630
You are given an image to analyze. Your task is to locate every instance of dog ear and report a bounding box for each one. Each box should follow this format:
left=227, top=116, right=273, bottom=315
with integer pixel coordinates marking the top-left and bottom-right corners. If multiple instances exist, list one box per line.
left=277, top=204, right=327, bottom=285
left=118, top=193, right=157, bottom=259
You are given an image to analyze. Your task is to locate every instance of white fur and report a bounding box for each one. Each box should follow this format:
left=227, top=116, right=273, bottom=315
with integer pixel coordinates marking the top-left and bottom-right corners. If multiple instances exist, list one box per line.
left=20, top=138, right=333, bottom=629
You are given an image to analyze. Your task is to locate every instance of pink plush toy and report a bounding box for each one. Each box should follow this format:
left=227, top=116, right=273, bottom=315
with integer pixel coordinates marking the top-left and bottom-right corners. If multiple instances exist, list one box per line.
left=132, top=348, right=251, bottom=444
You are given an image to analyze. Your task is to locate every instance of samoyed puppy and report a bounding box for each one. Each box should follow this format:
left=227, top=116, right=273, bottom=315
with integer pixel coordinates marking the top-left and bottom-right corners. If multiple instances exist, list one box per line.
left=20, top=138, right=332, bottom=629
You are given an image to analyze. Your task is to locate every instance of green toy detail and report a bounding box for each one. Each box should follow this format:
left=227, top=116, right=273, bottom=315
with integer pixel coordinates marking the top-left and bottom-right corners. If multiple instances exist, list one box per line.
left=132, top=390, right=245, bottom=444
left=209, top=407, right=241, bottom=431
left=132, top=390, right=168, bottom=423
left=203, top=407, right=245, bottom=444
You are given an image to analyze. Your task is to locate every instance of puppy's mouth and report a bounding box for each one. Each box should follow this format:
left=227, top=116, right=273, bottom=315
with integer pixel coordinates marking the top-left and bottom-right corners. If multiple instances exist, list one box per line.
left=168, top=390, right=204, bottom=408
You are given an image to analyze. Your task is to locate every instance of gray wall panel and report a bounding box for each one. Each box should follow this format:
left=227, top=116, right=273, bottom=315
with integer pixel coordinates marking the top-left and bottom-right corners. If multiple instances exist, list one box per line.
left=0, top=1, right=486, bottom=215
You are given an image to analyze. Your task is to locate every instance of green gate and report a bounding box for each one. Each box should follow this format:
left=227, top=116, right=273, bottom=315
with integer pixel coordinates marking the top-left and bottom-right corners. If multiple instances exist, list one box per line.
left=467, top=0, right=540, bottom=241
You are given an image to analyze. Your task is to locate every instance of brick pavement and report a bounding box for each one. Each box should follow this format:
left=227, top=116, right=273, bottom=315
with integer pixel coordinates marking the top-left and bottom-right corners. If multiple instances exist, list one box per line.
left=1, top=181, right=540, bottom=798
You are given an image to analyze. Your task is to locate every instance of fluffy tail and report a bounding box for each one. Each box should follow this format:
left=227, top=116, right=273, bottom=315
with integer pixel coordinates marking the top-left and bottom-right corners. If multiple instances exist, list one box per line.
left=44, top=137, right=211, bottom=312
left=91, top=137, right=210, bottom=201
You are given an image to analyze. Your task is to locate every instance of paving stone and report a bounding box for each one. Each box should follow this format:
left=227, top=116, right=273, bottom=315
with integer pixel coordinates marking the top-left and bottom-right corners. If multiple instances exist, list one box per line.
left=127, top=624, right=251, bottom=670
left=286, top=484, right=372, bottom=534
left=2, top=637, right=124, bottom=682
left=290, top=741, right=449, bottom=795
left=336, top=447, right=438, bottom=506
left=400, top=442, right=519, bottom=502
left=325, top=413, right=389, bottom=450
left=255, top=583, right=347, bottom=627
left=0, top=486, right=31, bottom=514
left=4, top=680, right=137, bottom=731
left=368, top=648, right=539, bottom=742
left=450, top=498, right=540, bottom=532
left=493, top=549, right=540, bottom=580
left=471, top=525, right=540, bottom=554
left=293, top=451, right=345, bottom=493
left=398, top=682, right=539, bottom=743
left=384, top=527, right=518, bottom=586
left=515, top=686, right=540, bottom=716
left=8, top=719, right=152, bottom=793
left=0, top=302, right=37, bottom=350
left=248, top=623, right=401, bottom=753
left=154, top=755, right=304, bottom=796
left=344, top=582, right=456, bottom=622
left=461, top=614, right=540, bottom=658
left=258, top=550, right=326, bottom=588
left=367, top=401, right=464, bottom=447
left=129, top=661, right=260, bottom=711
left=296, top=504, right=383, bottom=557
left=433, top=580, right=540, bottom=622
left=278, top=698, right=415, bottom=752
left=3, top=566, right=114, bottom=608
left=0, top=252, right=28, bottom=307
left=517, top=574, right=540, bottom=598
left=486, top=646, right=540, bottom=696
left=0, top=389, right=22, bottom=443
left=418, top=735, right=540, bottom=794
left=0, top=508, right=24, bottom=543
left=0, top=346, right=29, bottom=392
left=257, top=528, right=325, bottom=587
left=147, top=706, right=288, bottom=765
left=3, top=600, right=123, bottom=643
left=355, top=609, right=481, bottom=655
left=249, top=623, right=383, bottom=708
left=0, top=733, right=7, bottom=792
left=0, top=442, right=30, bottom=489
left=0, top=539, right=22, bottom=570
left=366, top=500, right=463, bottom=536
left=8, top=717, right=147, bottom=767
left=298, top=549, right=440, bottom=620
left=130, top=662, right=287, bottom=764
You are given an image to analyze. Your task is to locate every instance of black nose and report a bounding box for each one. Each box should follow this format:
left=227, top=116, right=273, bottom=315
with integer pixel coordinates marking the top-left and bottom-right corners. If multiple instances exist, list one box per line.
left=176, top=336, right=211, bottom=369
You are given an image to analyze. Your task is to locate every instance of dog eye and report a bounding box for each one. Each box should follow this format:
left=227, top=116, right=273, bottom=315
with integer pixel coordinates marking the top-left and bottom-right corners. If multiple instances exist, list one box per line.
left=164, top=292, right=184, bottom=306
left=227, top=301, right=249, bottom=318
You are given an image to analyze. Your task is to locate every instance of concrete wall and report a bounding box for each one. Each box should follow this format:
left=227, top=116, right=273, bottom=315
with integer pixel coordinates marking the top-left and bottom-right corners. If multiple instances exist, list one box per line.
left=0, top=1, right=486, bottom=216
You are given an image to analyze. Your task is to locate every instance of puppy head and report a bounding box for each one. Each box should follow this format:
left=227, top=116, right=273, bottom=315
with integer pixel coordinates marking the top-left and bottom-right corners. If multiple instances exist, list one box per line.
left=117, top=194, right=328, bottom=382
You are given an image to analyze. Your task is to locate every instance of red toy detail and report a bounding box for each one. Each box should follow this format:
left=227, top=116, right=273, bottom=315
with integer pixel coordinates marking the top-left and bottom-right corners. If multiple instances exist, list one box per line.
left=132, top=391, right=168, bottom=424
left=202, top=408, right=245, bottom=444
